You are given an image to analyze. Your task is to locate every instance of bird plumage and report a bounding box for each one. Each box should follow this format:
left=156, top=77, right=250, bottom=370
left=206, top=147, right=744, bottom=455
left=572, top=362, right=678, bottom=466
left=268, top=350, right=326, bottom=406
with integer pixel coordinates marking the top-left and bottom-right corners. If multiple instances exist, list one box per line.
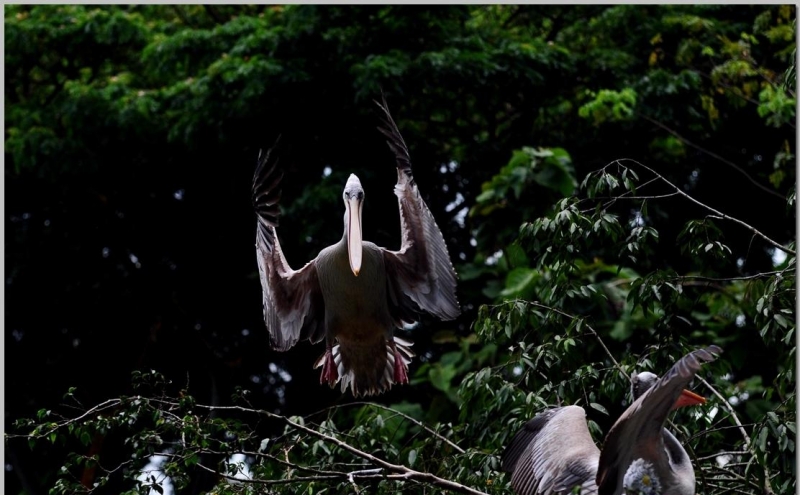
left=501, top=345, right=723, bottom=495
left=252, top=97, right=460, bottom=396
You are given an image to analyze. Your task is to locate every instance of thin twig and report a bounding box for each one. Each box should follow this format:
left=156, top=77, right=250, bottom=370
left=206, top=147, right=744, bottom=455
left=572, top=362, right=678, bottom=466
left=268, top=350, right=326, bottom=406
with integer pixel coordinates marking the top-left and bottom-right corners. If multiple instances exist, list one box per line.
left=591, top=192, right=681, bottom=201
left=8, top=399, right=123, bottom=440
left=697, top=376, right=775, bottom=495
left=614, top=158, right=795, bottom=256
left=697, top=376, right=751, bottom=448
left=696, top=450, right=748, bottom=462
left=501, top=299, right=629, bottom=380
left=318, top=402, right=466, bottom=454
left=267, top=410, right=488, bottom=494
left=637, top=115, right=785, bottom=200
left=676, top=271, right=786, bottom=282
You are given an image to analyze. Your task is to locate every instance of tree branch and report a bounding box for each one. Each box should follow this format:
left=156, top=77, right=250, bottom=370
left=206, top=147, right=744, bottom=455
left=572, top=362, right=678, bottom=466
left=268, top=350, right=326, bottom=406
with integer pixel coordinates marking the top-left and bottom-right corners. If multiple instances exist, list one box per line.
left=264, top=409, right=488, bottom=495
left=494, top=299, right=629, bottom=381
left=695, top=450, right=748, bottom=462
left=696, top=376, right=775, bottom=495
left=314, top=402, right=466, bottom=454
left=149, top=399, right=489, bottom=495
left=637, top=115, right=786, bottom=200
left=614, top=158, right=795, bottom=255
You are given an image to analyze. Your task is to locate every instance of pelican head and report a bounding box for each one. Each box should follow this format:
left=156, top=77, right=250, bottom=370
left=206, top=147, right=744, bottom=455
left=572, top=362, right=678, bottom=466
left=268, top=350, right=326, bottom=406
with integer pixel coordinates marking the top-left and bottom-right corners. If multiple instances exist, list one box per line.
left=623, top=459, right=661, bottom=495
left=631, top=371, right=706, bottom=410
left=631, top=371, right=658, bottom=400
left=343, top=174, right=364, bottom=276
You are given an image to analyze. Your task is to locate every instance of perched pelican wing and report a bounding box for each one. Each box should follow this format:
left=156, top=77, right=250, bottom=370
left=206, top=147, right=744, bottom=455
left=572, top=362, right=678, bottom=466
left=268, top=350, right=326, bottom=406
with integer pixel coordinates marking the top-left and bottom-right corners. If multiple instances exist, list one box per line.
left=374, top=97, right=460, bottom=324
left=502, top=406, right=599, bottom=494
left=596, top=345, right=723, bottom=495
left=253, top=143, right=326, bottom=351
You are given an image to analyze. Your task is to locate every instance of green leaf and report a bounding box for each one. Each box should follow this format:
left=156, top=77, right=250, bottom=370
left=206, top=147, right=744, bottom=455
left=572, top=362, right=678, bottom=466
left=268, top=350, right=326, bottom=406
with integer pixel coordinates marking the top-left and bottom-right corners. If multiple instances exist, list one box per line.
left=500, top=267, right=538, bottom=297
left=773, top=314, right=789, bottom=328
left=590, top=402, right=609, bottom=415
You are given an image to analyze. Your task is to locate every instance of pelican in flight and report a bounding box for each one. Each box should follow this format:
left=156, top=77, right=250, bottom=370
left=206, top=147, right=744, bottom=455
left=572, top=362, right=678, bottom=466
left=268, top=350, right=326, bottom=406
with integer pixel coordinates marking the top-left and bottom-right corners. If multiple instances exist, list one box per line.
left=252, top=98, right=460, bottom=397
left=501, top=345, right=722, bottom=495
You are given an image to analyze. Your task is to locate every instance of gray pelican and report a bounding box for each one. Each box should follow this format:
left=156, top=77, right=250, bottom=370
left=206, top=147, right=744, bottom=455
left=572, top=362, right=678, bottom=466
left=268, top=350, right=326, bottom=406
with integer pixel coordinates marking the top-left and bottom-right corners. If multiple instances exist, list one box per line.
left=251, top=98, right=460, bottom=397
left=501, top=345, right=722, bottom=495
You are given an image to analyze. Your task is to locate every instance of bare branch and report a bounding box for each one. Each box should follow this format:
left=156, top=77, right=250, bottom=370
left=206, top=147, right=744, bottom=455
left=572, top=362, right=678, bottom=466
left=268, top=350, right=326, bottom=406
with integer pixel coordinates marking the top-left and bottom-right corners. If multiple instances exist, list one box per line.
left=7, top=398, right=123, bottom=441
left=697, top=377, right=751, bottom=448
left=697, top=376, right=775, bottom=495
left=637, top=115, right=786, bottom=200
left=264, top=409, right=489, bottom=495
left=696, top=451, right=748, bottom=462
left=675, top=271, right=787, bottom=283
left=314, top=402, right=466, bottom=454
left=614, top=158, right=795, bottom=256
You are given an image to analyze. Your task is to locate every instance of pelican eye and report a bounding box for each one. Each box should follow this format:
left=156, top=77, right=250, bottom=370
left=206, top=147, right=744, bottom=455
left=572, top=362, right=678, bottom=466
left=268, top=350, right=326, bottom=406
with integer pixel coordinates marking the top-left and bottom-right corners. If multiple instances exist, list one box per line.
left=356, top=191, right=364, bottom=200
left=642, top=474, right=651, bottom=486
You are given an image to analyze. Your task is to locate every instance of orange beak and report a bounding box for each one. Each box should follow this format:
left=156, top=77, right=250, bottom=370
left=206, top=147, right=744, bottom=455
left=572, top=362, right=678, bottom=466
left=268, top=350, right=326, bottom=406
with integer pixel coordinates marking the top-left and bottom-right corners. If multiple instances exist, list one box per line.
left=672, top=389, right=706, bottom=409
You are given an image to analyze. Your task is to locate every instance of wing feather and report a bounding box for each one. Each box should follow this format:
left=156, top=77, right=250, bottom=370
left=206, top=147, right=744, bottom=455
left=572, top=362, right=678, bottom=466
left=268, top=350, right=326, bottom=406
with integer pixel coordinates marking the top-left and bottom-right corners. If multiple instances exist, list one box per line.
left=502, top=406, right=599, bottom=494
left=596, top=345, right=723, bottom=494
left=253, top=140, right=326, bottom=351
left=374, top=96, right=460, bottom=323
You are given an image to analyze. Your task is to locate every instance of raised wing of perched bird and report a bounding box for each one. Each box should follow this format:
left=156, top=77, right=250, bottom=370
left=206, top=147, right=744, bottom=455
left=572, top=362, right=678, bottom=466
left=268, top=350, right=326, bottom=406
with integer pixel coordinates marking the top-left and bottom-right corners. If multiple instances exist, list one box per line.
left=501, top=345, right=722, bottom=495
left=252, top=97, right=460, bottom=397
left=596, top=345, right=722, bottom=495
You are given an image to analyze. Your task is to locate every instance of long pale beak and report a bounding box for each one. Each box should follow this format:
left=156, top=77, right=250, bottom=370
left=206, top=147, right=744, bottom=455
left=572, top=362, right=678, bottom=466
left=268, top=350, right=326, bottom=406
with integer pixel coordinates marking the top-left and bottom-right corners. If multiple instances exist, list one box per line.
left=672, top=389, right=706, bottom=409
left=346, top=197, right=362, bottom=276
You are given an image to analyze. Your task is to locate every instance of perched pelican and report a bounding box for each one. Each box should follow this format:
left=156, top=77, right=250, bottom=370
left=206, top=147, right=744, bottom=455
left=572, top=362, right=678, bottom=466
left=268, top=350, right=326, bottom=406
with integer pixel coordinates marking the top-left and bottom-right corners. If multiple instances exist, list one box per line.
left=252, top=98, right=460, bottom=397
left=501, top=345, right=722, bottom=495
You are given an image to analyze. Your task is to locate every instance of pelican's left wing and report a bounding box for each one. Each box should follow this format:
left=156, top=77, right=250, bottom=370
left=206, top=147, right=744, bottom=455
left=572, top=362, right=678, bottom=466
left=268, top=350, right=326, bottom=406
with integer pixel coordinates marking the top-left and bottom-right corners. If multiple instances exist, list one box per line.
left=596, top=345, right=723, bottom=495
left=374, top=97, right=460, bottom=325
left=253, top=143, right=326, bottom=351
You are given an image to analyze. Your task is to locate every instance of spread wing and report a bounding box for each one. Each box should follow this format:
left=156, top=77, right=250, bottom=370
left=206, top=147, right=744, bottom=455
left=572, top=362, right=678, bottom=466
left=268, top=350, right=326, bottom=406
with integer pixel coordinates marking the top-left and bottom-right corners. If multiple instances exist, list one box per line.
left=374, top=97, right=460, bottom=325
left=596, top=345, right=723, bottom=495
left=502, top=406, right=600, bottom=495
left=253, top=141, right=325, bottom=351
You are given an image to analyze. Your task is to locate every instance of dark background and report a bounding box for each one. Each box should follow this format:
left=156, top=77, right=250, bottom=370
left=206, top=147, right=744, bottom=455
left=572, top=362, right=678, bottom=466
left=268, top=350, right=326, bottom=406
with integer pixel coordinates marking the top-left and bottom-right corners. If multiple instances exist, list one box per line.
left=5, top=5, right=795, bottom=494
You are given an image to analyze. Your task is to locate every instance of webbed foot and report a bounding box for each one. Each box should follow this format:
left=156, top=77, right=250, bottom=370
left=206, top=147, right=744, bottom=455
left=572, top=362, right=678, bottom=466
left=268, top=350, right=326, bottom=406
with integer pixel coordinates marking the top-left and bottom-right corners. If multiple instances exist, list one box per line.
left=319, top=347, right=338, bottom=386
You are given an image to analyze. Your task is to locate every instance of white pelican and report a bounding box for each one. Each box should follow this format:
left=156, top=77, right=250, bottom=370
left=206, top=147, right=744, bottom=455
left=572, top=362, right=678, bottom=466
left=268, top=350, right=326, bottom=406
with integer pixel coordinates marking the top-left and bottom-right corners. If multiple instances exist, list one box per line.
left=252, top=98, right=460, bottom=397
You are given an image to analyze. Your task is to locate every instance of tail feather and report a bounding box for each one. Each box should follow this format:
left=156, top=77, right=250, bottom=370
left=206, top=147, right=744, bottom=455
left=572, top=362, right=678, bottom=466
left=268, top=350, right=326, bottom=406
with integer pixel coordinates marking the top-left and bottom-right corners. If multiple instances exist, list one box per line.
left=314, top=336, right=414, bottom=397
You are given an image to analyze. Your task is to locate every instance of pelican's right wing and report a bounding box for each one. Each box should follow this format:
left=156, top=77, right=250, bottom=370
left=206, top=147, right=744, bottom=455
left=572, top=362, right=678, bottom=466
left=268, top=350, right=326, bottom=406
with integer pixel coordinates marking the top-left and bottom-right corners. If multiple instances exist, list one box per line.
left=596, top=345, right=723, bottom=495
left=253, top=143, right=326, bottom=351
left=502, top=406, right=600, bottom=495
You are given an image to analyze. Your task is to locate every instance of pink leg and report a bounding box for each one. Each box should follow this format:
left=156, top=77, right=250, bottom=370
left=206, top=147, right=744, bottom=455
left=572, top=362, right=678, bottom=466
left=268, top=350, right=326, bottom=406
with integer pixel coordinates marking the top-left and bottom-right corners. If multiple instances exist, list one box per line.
left=319, top=347, right=338, bottom=386
left=392, top=345, right=409, bottom=384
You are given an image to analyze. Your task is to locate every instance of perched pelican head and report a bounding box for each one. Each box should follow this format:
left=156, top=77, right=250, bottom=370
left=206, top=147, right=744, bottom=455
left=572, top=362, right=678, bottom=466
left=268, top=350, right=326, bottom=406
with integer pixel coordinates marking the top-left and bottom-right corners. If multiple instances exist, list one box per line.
left=343, top=174, right=364, bottom=276
left=632, top=371, right=706, bottom=410
left=623, top=459, right=661, bottom=495
left=631, top=372, right=658, bottom=400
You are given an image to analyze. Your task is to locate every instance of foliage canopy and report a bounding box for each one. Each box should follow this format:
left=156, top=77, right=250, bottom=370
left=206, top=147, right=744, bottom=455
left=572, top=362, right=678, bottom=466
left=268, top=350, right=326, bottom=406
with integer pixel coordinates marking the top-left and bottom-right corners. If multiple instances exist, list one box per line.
left=5, top=5, right=796, bottom=495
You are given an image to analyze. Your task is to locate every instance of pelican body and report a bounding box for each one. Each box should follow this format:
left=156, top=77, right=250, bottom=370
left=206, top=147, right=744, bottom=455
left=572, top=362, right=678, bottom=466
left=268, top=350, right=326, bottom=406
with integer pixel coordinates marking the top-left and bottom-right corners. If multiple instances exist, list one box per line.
left=501, top=345, right=722, bottom=495
left=252, top=98, right=460, bottom=397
